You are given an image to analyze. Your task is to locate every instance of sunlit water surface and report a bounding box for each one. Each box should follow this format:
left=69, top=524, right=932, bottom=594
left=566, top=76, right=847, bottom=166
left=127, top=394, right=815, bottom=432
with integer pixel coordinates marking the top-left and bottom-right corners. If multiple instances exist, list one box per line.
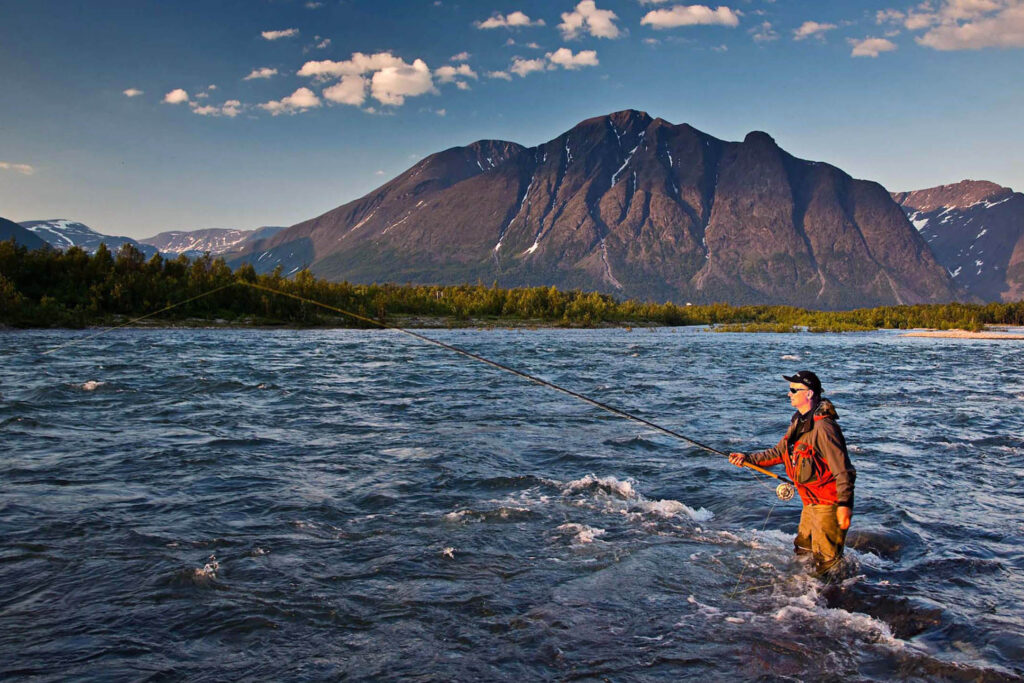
left=1, top=328, right=1022, bottom=680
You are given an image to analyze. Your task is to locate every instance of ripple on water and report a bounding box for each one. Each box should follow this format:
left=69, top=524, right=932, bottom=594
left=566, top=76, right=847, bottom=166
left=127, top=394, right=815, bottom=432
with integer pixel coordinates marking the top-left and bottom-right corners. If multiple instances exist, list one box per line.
left=1, top=327, right=1023, bottom=680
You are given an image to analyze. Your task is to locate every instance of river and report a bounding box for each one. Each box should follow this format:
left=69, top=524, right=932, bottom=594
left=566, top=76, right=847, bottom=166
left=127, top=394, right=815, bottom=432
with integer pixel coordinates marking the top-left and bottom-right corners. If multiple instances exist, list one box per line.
left=1, top=328, right=1022, bottom=680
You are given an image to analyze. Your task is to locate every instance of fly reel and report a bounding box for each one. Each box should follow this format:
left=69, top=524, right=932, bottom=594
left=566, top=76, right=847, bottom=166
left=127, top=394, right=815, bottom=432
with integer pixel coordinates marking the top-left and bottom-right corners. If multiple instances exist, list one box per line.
left=776, top=483, right=796, bottom=501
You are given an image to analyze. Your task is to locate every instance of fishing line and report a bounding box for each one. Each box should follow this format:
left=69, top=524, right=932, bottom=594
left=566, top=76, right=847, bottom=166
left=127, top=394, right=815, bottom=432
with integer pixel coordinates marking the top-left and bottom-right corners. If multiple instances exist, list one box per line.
left=40, top=283, right=237, bottom=356
left=241, top=283, right=801, bottom=592
left=729, top=498, right=779, bottom=600
left=38, top=278, right=795, bottom=493
left=243, top=280, right=797, bottom=595
left=40, top=278, right=796, bottom=595
left=238, top=281, right=795, bottom=492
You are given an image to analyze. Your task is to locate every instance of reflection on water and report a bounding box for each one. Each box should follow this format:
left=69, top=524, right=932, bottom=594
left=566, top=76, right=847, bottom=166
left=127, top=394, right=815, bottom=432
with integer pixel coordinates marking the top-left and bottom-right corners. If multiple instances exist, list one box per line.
left=1, top=328, right=1022, bottom=680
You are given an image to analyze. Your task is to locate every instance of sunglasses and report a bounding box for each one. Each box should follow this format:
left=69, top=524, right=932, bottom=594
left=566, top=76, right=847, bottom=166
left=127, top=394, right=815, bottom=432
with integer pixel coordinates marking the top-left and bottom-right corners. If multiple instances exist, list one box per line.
left=788, top=387, right=810, bottom=394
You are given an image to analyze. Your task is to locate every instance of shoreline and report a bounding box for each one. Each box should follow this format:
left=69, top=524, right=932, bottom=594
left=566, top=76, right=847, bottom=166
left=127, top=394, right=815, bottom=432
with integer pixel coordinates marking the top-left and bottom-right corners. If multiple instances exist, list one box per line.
left=5, top=319, right=1024, bottom=337
left=0, top=316, right=669, bottom=332
left=900, top=327, right=1024, bottom=339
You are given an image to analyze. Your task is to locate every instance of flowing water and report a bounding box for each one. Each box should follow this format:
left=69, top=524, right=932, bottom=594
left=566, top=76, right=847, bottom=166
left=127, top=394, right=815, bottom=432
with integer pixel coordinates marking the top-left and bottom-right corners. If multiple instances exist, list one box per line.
left=1, top=327, right=1022, bottom=681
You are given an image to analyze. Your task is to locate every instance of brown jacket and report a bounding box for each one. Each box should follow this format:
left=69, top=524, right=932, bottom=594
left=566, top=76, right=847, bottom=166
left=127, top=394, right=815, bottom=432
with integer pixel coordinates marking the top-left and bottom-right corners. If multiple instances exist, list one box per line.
left=748, top=399, right=856, bottom=509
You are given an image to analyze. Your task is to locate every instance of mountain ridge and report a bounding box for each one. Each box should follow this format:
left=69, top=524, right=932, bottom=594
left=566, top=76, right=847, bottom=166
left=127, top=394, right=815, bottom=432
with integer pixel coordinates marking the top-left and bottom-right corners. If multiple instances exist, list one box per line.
left=892, top=179, right=1024, bottom=301
left=1, top=216, right=49, bottom=251
left=139, top=226, right=285, bottom=257
left=19, top=219, right=158, bottom=259
left=228, top=109, right=959, bottom=309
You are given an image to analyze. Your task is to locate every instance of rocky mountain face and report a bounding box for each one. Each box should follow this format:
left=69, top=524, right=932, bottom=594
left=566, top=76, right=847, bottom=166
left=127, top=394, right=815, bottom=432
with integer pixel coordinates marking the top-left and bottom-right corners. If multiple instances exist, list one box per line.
left=19, top=219, right=158, bottom=259
left=1, top=216, right=49, bottom=250
left=892, top=181, right=1024, bottom=301
left=140, top=226, right=285, bottom=258
left=226, top=109, right=957, bottom=307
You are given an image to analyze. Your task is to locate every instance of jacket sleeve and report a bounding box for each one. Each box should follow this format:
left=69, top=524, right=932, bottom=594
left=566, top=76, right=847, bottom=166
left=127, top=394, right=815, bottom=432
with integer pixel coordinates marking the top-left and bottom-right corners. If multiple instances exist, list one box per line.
left=818, top=420, right=856, bottom=509
left=748, top=436, right=787, bottom=468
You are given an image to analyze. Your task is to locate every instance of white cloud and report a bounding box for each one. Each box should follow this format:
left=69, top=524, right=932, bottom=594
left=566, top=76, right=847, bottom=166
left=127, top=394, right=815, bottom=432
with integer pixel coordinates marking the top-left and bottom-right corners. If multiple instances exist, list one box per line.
left=192, top=100, right=243, bottom=118
left=163, top=88, right=189, bottom=104
left=943, top=0, right=1005, bottom=21
left=450, top=51, right=471, bottom=61
left=370, top=59, right=437, bottom=106
left=456, top=81, right=471, bottom=90
left=195, top=92, right=209, bottom=99
left=711, top=43, right=728, bottom=51
left=905, top=12, right=938, bottom=29
left=316, top=38, right=331, bottom=49
left=435, top=108, right=447, bottom=116
left=262, top=28, right=299, bottom=40
left=750, top=20, right=778, bottom=42
left=123, top=88, right=143, bottom=97
left=546, top=47, right=599, bottom=68
left=0, top=161, right=34, bottom=176
left=260, top=87, right=322, bottom=115
left=794, top=21, right=837, bottom=40
left=435, top=63, right=478, bottom=83
left=849, top=36, right=898, bottom=56
left=876, top=0, right=1024, bottom=48
left=558, top=1, right=621, bottom=39
left=305, top=1, right=324, bottom=7
left=641, top=4, right=741, bottom=29
left=244, top=67, right=278, bottom=80
left=503, top=48, right=600, bottom=78
left=876, top=8, right=906, bottom=24
left=510, top=57, right=548, bottom=76
left=643, top=37, right=661, bottom=45
left=917, top=0, right=1024, bottom=49
left=475, top=11, right=545, bottom=29
left=323, top=75, right=368, bottom=105
left=298, top=52, right=407, bottom=81
left=299, top=52, right=446, bottom=107
left=207, top=84, right=217, bottom=90
left=375, top=170, right=385, bottom=175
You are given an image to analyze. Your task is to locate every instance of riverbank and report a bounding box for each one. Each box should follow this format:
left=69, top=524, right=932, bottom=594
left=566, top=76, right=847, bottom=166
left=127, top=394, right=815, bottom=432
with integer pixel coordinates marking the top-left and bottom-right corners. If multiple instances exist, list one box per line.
left=901, top=327, right=1024, bottom=339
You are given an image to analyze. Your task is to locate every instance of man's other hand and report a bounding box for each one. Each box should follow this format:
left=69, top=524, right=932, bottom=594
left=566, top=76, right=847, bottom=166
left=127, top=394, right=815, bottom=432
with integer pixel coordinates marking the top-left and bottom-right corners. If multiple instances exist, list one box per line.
left=728, top=452, right=747, bottom=467
left=837, top=506, right=852, bottom=530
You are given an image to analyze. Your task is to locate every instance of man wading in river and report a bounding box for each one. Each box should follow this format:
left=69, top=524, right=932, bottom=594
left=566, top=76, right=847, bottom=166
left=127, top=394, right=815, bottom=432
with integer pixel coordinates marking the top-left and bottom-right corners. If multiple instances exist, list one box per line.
left=729, top=371, right=856, bottom=574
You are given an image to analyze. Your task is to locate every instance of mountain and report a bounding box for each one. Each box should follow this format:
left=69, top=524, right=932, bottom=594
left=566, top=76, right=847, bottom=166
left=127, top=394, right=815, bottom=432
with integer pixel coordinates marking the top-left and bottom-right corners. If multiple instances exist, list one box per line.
left=892, top=180, right=1024, bottom=301
left=140, top=226, right=285, bottom=258
left=227, top=109, right=959, bottom=308
left=1, top=216, right=49, bottom=250
left=20, top=219, right=158, bottom=258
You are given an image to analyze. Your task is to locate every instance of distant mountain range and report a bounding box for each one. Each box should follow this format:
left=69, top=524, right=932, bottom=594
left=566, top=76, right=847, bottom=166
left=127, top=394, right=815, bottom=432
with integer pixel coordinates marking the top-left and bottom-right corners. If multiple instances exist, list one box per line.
left=138, top=226, right=285, bottom=258
left=18, top=220, right=159, bottom=259
left=2, top=219, right=284, bottom=260
left=225, top=109, right=958, bottom=309
left=892, top=180, right=1024, bottom=302
left=1, top=216, right=49, bottom=251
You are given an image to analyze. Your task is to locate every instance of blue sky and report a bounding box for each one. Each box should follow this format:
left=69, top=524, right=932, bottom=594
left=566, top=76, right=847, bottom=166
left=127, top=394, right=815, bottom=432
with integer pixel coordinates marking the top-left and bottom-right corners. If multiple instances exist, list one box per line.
left=1, top=0, right=1022, bottom=238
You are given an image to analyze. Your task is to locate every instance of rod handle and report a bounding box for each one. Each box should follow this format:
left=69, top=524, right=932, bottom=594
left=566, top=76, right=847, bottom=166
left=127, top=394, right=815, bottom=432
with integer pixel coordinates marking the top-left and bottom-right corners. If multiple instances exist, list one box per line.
left=742, top=461, right=794, bottom=486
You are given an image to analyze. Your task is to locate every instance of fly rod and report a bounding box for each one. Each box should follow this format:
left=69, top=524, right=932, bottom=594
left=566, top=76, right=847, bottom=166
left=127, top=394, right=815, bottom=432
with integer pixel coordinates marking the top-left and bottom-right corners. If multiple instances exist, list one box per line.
left=241, top=281, right=798, bottom=500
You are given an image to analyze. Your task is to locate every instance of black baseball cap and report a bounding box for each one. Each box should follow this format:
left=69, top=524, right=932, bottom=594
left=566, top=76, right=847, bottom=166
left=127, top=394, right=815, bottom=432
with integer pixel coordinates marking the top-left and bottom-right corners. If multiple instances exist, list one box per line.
left=783, top=370, right=822, bottom=394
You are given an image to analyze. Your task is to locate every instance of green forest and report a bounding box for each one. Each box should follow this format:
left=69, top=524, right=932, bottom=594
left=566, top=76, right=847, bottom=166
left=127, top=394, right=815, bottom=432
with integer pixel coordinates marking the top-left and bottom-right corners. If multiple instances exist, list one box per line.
left=3, top=240, right=1024, bottom=331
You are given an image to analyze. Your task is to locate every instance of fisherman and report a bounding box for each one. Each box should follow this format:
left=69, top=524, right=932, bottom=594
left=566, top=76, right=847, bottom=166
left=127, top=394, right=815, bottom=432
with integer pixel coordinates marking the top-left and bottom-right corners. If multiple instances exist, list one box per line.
left=729, top=370, right=856, bottom=574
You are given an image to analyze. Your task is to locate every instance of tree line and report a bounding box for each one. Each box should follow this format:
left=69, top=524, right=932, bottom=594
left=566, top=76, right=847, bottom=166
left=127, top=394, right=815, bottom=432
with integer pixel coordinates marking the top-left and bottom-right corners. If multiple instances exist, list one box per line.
left=2, top=240, right=1024, bottom=331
